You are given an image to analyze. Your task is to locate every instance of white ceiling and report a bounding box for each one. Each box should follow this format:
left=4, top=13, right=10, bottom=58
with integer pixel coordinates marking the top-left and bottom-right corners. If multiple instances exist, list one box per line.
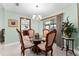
left=0, top=3, right=73, bottom=17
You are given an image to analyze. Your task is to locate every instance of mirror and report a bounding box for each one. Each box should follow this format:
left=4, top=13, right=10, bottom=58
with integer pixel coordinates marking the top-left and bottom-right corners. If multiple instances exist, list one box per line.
left=20, top=17, right=31, bottom=31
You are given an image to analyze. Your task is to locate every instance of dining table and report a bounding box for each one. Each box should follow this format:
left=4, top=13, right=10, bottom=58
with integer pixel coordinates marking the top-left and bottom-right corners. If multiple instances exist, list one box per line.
left=31, top=38, right=45, bottom=54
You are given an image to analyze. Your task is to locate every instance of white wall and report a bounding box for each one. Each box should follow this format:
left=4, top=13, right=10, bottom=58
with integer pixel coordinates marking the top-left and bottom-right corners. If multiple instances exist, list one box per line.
left=0, top=8, right=28, bottom=44
left=0, top=7, right=44, bottom=44
left=63, top=3, right=78, bottom=28
left=0, top=7, right=4, bottom=28
left=4, top=10, right=29, bottom=44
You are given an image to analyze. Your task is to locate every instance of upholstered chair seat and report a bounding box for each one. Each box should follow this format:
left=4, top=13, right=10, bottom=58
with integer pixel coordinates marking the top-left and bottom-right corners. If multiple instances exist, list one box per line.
left=22, top=34, right=34, bottom=50
left=23, top=36, right=30, bottom=41
left=38, top=42, right=46, bottom=51
left=23, top=39, right=34, bottom=48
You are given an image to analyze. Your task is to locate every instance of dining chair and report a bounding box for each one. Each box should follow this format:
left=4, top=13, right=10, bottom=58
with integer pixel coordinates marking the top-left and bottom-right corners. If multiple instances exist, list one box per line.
left=22, top=30, right=29, bottom=36
left=38, top=29, right=57, bottom=56
left=16, top=29, right=34, bottom=56
left=0, top=29, right=5, bottom=43
left=43, top=29, right=49, bottom=40
left=28, top=29, right=35, bottom=40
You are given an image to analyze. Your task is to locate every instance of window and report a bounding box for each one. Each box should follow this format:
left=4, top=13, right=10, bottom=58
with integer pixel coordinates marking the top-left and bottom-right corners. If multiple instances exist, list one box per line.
left=43, top=18, right=56, bottom=31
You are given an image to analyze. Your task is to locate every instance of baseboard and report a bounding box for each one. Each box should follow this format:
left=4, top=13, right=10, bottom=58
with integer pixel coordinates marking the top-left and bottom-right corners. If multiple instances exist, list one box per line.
left=4, top=41, right=19, bottom=47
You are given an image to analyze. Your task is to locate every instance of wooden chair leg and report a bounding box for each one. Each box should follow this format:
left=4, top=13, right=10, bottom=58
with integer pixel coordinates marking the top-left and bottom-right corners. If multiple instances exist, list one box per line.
left=21, top=49, right=25, bottom=56
left=21, top=50, right=23, bottom=55
left=51, top=48, right=53, bottom=56
left=45, top=52, right=48, bottom=56
left=23, top=50, right=25, bottom=56
left=21, top=47, right=23, bottom=55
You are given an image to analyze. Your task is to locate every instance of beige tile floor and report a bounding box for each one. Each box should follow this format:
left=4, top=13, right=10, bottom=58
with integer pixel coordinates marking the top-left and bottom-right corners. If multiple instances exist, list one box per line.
left=0, top=43, right=77, bottom=56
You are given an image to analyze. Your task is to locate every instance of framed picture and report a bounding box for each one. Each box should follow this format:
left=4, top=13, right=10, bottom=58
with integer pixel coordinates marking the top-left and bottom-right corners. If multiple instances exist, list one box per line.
left=8, top=19, right=18, bottom=27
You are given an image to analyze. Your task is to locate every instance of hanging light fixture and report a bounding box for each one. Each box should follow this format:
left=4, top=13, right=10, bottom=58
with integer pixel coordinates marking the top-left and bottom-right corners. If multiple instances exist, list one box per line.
left=32, top=15, right=42, bottom=20
left=38, top=15, right=42, bottom=19
left=32, top=4, right=42, bottom=20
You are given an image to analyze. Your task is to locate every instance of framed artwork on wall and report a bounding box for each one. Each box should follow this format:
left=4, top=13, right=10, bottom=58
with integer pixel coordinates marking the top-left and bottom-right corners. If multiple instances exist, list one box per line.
left=8, top=19, right=18, bottom=27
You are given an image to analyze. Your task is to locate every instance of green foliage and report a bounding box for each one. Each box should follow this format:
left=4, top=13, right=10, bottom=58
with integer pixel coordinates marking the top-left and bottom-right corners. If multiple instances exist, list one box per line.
left=62, top=17, right=77, bottom=38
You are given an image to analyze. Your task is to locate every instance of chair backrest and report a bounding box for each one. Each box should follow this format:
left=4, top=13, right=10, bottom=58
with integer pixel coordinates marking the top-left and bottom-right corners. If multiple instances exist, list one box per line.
left=0, top=29, right=5, bottom=37
left=22, top=30, right=29, bottom=36
left=16, top=29, right=24, bottom=47
left=43, top=29, right=49, bottom=37
left=45, top=29, right=57, bottom=49
left=28, top=29, right=35, bottom=38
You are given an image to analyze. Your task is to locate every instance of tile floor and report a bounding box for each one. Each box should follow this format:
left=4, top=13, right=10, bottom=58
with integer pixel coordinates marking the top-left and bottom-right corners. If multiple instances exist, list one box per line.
left=0, top=43, right=77, bottom=56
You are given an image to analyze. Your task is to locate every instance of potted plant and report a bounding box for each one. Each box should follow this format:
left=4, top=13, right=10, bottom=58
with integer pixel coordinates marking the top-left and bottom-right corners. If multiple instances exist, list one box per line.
left=62, top=17, right=77, bottom=38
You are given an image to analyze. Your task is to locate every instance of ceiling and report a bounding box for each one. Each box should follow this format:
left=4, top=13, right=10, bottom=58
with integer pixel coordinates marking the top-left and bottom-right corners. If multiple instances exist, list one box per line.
left=0, top=3, right=73, bottom=17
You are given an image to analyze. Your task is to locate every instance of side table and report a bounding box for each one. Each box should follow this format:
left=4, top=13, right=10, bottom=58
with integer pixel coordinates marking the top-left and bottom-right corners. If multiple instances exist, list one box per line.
left=62, top=37, right=76, bottom=56
left=31, top=39, right=42, bottom=54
